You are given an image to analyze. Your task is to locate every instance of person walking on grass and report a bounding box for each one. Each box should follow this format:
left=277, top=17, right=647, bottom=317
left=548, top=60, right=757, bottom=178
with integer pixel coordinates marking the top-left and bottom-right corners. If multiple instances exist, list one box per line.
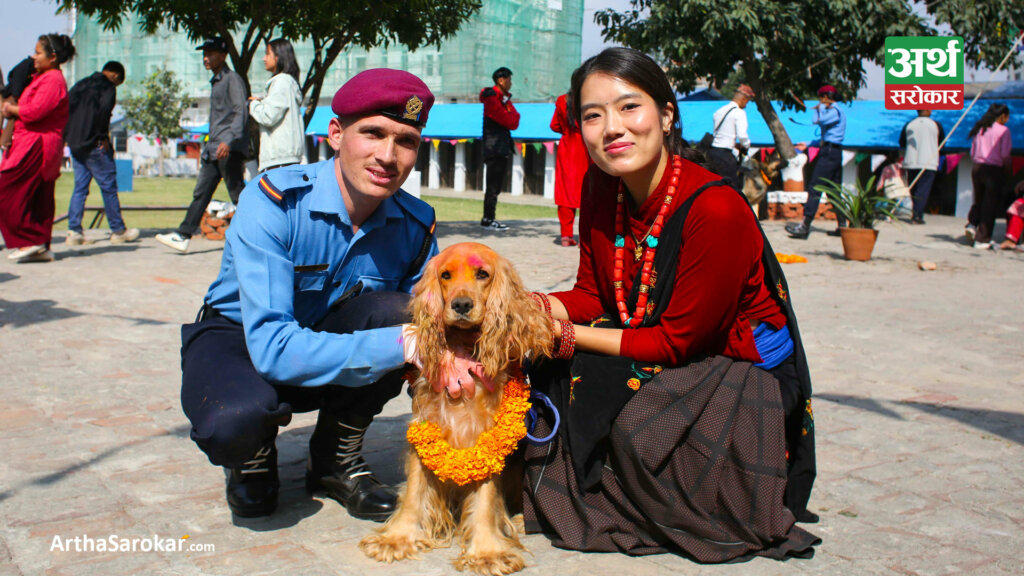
left=156, top=37, right=248, bottom=253
left=64, top=60, right=139, bottom=246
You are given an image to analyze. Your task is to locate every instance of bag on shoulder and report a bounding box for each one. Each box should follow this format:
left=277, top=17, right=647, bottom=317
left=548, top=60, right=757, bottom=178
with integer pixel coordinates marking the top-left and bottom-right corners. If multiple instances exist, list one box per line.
left=697, top=105, right=736, bottom=153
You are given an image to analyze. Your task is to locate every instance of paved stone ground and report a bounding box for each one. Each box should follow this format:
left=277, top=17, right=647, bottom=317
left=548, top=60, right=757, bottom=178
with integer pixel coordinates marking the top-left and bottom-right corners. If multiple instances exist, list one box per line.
left=1, top=209, right=1023, bottom=576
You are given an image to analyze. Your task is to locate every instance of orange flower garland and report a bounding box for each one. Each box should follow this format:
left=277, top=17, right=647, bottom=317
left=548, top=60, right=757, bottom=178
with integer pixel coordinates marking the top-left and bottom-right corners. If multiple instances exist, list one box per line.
left=407, top=376, right=531, bottom=486
left=775, top=252, right=808, bottom=264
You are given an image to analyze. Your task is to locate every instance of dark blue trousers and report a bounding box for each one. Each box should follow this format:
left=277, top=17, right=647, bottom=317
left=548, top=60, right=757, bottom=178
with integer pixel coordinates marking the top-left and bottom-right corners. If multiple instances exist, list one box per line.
left=803, top=145, right=844, bottom=226
left=180, top=291, right=411, bottom=467
left=69, top=145, right=126, bottom=233
left=905, top=168, right=936, bottom=221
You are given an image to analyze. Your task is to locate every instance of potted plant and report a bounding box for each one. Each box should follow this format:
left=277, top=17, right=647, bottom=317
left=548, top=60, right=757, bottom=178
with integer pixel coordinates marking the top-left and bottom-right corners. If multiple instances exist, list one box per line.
left=815, top=176, right=900, bottom=261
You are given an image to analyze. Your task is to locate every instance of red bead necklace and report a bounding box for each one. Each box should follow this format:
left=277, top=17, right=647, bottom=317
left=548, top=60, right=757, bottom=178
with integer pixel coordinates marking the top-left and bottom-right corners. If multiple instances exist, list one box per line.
left=613, top=156, right=682, bottom=327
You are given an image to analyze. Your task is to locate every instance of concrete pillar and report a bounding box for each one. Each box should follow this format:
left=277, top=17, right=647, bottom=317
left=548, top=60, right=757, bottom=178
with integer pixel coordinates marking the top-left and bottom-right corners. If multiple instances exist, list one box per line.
left=511, top=147, right=524, bottom=196
left=454, top=142, right=466, bottom=192
left=402, top=170, right=421, bottom=197
left=955, top=156, right=973, bottom=218
left=428, top=144, right=440, bottom=190
left=543, top=144, right=555, bottom=200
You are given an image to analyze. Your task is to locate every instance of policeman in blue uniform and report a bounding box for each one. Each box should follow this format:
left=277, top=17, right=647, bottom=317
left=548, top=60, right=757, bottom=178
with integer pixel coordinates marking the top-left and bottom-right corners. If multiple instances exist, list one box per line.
left=180, top=69, right=442, bottom=520
left=786, top=84, right=847, bottom=239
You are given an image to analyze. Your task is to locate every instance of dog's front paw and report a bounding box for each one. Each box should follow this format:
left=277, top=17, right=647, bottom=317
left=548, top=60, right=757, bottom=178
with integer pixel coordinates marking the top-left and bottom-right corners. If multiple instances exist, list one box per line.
left=359, top=532, right=430, bottom=563
left=454, top=549, right=526, bottom=575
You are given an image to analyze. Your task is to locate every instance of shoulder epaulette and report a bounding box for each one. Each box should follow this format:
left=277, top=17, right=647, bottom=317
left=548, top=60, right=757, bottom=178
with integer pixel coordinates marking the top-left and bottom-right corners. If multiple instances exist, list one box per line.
left=392, top=190, right=437, bottom=231
left=257, top=165, right=313, bottom=205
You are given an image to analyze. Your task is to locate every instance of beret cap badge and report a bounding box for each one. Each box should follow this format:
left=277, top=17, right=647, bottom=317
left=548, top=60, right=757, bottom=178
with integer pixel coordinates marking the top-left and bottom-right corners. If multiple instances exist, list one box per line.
left=403, top=95, right=424, bottom=122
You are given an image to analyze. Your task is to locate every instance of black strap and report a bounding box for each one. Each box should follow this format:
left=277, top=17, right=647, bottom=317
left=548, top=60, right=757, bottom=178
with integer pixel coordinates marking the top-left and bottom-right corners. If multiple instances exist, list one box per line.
left=712, top=105, right=736, bottom=137
left=407, top=217, right=436, bottom=280
left=624, top=179, right=730, bottom=327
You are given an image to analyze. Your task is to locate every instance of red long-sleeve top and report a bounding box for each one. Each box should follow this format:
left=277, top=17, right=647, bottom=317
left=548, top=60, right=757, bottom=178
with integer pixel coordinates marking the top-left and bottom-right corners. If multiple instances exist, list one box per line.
left=1, top=69, right=68, bottom=182
left=552, top=158, right=786, bottom=365
left=479, top=85, right=520, bottom=130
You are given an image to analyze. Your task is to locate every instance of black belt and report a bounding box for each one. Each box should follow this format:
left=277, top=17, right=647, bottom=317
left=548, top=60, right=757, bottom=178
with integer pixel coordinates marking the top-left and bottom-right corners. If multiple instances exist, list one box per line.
left=196, top=303, right=224, bottom=323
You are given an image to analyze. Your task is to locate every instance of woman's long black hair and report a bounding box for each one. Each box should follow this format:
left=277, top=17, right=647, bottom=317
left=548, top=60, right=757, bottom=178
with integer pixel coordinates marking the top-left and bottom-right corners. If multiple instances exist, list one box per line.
left=968, top=102, right=1010, bottom=138
left=569, top=47, right=703, bottom=165
left=267, top=38, right=300, bottom=84
left=38, top=33, right=75, bottom=65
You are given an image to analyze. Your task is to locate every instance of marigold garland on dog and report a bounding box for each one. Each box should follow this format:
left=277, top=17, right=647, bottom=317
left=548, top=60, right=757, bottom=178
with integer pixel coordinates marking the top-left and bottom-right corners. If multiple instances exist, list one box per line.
left=406, top=375, right=531, bottom=486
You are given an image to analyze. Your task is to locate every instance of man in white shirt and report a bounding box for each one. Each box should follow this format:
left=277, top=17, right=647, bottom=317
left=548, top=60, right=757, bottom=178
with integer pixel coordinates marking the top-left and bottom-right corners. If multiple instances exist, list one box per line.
left=707, top=84, right=754, bottom=190
left=899, top=110, right=945, bottom=224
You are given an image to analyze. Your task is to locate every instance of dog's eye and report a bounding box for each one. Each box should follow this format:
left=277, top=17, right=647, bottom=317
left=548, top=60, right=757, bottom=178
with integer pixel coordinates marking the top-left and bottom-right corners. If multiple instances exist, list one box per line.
left=440, top=271, right=451, bottom=280
left=476, top=270, right=489, bottom=280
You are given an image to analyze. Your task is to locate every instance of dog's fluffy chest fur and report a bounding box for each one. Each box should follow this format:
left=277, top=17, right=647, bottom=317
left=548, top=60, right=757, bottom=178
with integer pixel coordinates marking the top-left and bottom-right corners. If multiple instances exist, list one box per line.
left=412, top=372, right=508, bottom=450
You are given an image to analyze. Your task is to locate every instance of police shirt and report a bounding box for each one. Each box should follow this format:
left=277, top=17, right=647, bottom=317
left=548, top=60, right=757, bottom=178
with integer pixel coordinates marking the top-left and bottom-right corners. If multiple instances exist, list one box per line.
left=204, top=160, right=438, bottom=388
left=813, top=103, right=846, bottom=146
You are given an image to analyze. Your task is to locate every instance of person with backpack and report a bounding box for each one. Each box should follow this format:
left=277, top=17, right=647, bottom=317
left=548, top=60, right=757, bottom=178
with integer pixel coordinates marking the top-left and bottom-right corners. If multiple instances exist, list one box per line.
left=706, top=84, right=754, bottom=190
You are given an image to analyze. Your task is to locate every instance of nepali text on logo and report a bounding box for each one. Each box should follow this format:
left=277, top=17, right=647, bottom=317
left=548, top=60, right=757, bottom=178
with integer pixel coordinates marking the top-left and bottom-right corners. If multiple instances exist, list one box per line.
left=884, top=37, right=964, bottom=110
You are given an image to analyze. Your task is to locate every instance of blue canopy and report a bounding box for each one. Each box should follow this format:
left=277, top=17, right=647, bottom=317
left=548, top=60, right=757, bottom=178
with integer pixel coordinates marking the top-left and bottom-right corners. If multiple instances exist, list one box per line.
left=305, top=103, right=560, bottom=141
left=679, top=100, right=1024, bottom=153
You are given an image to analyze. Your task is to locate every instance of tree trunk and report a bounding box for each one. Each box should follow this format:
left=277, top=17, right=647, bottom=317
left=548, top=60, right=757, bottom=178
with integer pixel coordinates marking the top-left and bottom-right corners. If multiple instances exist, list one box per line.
left=741, top=59, right=797, bottom=160
left=301, top=35, right=351, bottom=129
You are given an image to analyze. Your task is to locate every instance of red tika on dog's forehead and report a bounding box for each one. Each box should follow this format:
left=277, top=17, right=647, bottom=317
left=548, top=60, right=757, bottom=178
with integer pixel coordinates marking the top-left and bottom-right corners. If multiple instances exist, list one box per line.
left=438, top=242, right=498, bottom=269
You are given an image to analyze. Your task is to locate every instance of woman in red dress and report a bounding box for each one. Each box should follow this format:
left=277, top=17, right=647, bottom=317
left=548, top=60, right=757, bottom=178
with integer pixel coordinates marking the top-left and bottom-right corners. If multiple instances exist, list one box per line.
left=0, top=33, right=75, bottom=263
left=523, top=48, right=819, bottom=562
left=549, top=92, right=590, bottom=247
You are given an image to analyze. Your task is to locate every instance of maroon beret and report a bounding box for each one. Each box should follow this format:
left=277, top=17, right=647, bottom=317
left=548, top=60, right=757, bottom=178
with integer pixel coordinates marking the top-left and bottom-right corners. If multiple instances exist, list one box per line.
left=817, top=84, right=838, bottom=97
left=331, top=69, right=435, bottom=127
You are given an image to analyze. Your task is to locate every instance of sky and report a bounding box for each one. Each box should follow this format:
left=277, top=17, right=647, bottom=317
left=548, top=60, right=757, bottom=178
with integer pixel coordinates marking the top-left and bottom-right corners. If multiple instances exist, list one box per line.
left=0, top=0, right=1016, bottom=100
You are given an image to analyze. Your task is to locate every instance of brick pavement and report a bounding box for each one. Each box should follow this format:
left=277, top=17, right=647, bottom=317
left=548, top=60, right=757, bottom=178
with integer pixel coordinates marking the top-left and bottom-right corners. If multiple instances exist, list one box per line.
left=1, top=212, right=1022, bottom=575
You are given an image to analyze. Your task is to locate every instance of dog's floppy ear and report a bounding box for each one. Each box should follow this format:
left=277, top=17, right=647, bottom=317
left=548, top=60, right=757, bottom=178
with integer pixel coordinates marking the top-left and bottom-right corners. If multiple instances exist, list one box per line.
left=477, top=254, right=553, bottom=380
left=411, top=256, right=447, bottom=384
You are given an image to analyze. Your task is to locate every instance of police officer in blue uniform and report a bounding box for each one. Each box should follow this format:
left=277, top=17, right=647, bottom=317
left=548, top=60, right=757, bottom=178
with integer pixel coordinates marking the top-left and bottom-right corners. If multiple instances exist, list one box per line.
left=180, top=69, right=446, bottom=520
left=786, top=84, right=847, bottom=239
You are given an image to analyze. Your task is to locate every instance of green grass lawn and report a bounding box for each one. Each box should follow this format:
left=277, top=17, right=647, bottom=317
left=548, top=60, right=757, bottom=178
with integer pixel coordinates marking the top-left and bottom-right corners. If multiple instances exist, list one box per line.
left=53, top=175, right=556, bottom=230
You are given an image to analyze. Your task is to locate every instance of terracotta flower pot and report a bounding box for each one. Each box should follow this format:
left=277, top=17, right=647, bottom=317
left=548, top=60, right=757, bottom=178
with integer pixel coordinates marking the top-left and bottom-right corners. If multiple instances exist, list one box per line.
left=839, top=227, right=879, bottom=261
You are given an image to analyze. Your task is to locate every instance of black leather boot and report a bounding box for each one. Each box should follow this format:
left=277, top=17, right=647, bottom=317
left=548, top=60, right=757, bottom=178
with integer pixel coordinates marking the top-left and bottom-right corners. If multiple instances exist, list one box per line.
left=226, top=442, right=279, bottom=518
left=305, top=412, right=398, bottom=522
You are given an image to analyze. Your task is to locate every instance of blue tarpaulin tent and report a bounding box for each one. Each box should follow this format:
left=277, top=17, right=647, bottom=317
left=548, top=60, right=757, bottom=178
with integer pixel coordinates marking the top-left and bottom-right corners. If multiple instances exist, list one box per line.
left=305, top=103, right=560, bottom=141
left=678, top=100, right=1024, bottom=153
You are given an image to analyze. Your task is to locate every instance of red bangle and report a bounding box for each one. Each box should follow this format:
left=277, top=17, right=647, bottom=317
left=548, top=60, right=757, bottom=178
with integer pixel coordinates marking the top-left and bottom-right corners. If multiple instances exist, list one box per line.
left=530, top=292, right=552, bottom=318
left=555, top=319, right=575, bottom=359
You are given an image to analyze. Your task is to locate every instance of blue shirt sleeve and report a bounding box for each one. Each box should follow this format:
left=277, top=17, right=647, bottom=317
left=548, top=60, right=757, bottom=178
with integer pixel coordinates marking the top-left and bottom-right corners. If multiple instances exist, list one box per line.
left=229, top=190, right=407, bottom=388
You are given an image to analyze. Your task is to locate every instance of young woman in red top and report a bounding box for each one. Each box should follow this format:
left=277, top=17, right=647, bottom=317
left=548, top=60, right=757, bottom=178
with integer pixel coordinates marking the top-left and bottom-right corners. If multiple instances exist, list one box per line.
left=0, top=33, right=75, bottom=263
left=523, top=48, right=818, bottom=562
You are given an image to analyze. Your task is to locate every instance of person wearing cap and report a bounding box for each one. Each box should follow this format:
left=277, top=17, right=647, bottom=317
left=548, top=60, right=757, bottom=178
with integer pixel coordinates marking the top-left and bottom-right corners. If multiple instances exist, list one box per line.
left=178, top=69, right=455, bottom=521
left=156, top=37, right=248, bottom=253
left=786, top=85, right=847, bottom=239
left=479, top=66, right=520, bottom=231
left=707, top=84, right=755, bottom=190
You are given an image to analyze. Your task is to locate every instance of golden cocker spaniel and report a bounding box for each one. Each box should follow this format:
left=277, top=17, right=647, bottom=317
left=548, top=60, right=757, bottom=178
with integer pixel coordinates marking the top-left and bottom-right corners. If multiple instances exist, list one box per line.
left=360, top=242, right=552, bottom=575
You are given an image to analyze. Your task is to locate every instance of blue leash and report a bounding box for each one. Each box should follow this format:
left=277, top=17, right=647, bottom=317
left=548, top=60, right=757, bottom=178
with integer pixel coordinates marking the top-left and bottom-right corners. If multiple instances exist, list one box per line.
left=525, top=391, right=560, bottom=444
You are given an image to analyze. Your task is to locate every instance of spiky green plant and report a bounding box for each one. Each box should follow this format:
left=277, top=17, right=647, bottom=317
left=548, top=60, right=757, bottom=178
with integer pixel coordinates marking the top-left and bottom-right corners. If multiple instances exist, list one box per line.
left=815, top=176, right=900, bottom=230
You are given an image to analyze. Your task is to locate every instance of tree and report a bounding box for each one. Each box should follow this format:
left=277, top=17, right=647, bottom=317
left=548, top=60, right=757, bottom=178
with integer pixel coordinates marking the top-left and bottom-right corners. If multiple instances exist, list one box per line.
left=121, top=69, right=195, bottom=176
left=58, top=0, right=481, bottom=128
left=595, top=0, right=1023, bottom=160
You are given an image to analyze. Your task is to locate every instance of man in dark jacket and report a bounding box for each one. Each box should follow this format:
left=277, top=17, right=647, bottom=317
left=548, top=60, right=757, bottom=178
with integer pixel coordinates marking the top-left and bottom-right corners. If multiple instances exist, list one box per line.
left=64, top=61, right=139, bottom=245
left=479, top=67, right=520, bottom=231
left=157, top=37, right=248, bottom=253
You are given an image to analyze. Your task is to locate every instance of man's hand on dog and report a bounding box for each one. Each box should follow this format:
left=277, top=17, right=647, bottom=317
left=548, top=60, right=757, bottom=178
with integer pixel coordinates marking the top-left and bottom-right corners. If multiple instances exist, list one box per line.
left=402, top=324, right=494, bottom=399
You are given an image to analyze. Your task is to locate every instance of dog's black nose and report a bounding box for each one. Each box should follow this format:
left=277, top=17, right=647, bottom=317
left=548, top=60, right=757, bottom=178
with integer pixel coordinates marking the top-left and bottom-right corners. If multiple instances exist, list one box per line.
left=451, top=297, right=474, bottom=316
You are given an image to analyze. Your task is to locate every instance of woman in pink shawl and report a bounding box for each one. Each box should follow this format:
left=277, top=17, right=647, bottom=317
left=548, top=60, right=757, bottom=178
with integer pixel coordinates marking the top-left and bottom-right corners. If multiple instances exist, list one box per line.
left=0, top=33, right=75, bottom=263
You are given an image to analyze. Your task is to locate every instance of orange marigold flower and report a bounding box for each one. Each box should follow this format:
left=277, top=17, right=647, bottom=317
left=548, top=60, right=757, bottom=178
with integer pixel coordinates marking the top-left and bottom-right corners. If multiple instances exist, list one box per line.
left=407, top=376, right=531, bottom=486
